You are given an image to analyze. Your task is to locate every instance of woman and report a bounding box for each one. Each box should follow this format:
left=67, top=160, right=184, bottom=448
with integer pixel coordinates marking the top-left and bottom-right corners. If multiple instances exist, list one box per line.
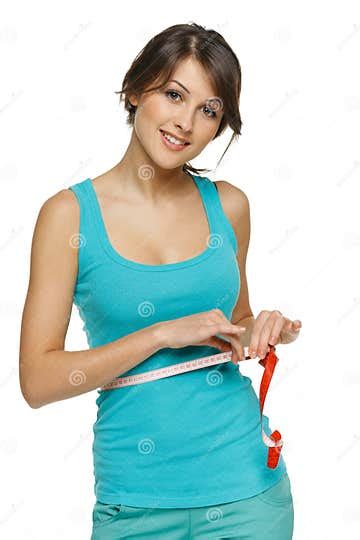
left=19, top=22, right=302, bottom=539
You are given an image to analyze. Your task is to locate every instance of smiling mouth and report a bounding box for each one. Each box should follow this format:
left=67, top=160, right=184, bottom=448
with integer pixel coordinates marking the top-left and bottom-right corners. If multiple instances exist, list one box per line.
left=159, top=129, right=191, bottom=148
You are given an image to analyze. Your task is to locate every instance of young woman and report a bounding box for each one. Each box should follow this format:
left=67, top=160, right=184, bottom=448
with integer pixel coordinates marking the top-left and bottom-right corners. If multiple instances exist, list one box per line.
left=19, top=22, right=301, bottom=539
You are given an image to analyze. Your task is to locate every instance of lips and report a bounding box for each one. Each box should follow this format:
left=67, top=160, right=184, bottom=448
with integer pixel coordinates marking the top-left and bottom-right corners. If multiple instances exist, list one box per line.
left=159, top=129, right=191, bottom=152
left=160, top=129, right=190, bottom=145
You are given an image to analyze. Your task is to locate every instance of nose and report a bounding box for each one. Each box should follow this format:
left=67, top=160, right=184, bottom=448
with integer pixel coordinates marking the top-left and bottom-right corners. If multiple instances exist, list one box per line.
left=174, top=113, right=193, bottom=138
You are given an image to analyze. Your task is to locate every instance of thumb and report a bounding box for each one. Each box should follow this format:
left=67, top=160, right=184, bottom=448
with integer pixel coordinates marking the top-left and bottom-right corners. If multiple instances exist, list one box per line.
left=292, top=319, right=302, bottom=331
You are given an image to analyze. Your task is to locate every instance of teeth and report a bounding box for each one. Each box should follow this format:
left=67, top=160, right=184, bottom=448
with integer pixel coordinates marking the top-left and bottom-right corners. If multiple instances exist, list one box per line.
left=162, top=131, right=187, bottom=145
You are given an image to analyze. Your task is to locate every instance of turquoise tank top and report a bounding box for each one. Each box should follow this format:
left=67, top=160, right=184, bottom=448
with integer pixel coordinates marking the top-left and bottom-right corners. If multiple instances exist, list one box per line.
left=68, top=174, right=287, bottom=508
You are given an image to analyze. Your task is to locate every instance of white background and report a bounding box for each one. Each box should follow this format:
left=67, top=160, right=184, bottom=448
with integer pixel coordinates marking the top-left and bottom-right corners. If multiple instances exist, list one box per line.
left=1, top=1, right=359, bottom=538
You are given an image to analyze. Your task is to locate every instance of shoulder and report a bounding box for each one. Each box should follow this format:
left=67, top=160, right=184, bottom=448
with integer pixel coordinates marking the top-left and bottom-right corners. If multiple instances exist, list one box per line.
left=33, top=188, right=80, bottom=243
left=213, top=180, right=250, bottom=230
left=37, top=188, right=79, bottom=223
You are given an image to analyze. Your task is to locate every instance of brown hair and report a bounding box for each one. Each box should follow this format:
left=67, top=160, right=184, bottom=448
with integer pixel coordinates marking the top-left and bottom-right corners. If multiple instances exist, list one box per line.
left=115, top=22, right=242, bottom=176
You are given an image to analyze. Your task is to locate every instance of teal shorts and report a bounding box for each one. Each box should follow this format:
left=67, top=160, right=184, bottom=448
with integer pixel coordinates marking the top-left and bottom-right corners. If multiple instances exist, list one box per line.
left=91, top=472, right=294, bottom=539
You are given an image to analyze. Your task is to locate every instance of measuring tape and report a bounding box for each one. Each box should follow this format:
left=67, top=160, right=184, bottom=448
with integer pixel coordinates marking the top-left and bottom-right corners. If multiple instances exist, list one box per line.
left=100, top=344, right=283, bottom=469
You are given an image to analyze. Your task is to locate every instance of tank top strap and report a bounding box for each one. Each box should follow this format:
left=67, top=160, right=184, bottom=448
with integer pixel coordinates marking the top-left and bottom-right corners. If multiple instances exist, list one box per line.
left=67, top=178, right=104, bottom=284
left=194, top=175, right=238, bottom=254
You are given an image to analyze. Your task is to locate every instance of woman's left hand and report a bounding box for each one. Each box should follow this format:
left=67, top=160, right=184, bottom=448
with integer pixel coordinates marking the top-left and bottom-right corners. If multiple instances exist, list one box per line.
left=248, top=310, right=302, bottom=359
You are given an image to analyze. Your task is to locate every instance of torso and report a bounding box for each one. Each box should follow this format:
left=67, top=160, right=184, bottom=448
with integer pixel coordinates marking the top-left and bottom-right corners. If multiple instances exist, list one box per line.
left=89, top=169, right=231, bottom=267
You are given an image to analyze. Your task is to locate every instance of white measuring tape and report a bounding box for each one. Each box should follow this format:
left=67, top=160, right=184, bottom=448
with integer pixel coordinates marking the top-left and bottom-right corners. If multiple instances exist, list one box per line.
left=100, top=345, right=283, bottom=468
left=101, top=349, right=248, bottom=389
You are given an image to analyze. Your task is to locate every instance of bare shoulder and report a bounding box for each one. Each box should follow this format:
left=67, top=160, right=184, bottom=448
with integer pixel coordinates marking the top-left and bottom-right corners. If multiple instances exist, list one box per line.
left=38, top=187, right=79, bottom=221
left=213, top=180, right=250, bottom=230
left=30, top=188, right=81, bottom=279
left=32, top=188, right=81, bottom=248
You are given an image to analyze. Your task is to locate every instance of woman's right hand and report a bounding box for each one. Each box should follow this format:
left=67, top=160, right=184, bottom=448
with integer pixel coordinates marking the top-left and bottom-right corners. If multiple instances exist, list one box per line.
left=155, top=308, right=247, bottom=364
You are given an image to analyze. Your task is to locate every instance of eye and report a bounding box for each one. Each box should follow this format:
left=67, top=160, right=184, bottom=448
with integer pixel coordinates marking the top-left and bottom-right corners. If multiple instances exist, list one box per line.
left=165, top=90, right=182, bottom=102
left=165, top=89, right=218, bottom=119
left=203, top=105, right=217, bottom=119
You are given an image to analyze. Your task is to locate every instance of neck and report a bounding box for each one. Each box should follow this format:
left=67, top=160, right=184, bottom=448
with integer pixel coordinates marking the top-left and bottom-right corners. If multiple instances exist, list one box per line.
left=109, top=130, right=192, bottom=203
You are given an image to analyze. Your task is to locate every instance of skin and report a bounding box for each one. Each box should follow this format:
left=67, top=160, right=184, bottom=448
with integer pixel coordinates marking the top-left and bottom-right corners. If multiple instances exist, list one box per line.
left=20, top=56, right=302, bottom=383
left=108, top=55, right=225, bottom=203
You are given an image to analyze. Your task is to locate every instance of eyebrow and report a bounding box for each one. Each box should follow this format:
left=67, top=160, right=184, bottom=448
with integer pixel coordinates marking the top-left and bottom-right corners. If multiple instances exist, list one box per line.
left=167, top=79, right=221, bottom=111
left=169, top=79, right=191, bottom=94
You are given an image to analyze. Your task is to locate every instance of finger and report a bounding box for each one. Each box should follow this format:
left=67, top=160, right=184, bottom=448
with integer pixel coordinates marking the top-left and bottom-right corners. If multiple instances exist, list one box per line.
left=228, top=334, right=245, bottom=364
left=210, top=311, right=248, bottom=340
left=231, top=344, right=239, bottom=364
left=278, top=318, right=295, bottom=341
left=216, top=326, right=246, bottom=341
left=257, top=313, right=283, bottom=358
left=292, top=320, right=302, bottom=331
left=218, top=323, right=247, bottom=333
left=211, top=316, right=247, bottom=363
left=217, top=333, right=241, bottom=364
left=248, top=311, right=270, bottom=358
left=268, top=315, right=285, bottom=346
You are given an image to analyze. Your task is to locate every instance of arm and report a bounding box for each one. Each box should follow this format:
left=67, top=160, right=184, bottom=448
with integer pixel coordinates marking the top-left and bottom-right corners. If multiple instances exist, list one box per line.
left=214, top=181, right=255, bottom=350
left=214, top=181, right=297, bottom=352
left=19, top=190, right=164, bottom=409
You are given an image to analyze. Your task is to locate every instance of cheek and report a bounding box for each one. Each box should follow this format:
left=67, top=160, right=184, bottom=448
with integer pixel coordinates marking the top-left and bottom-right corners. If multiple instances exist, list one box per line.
left=137, top=100, right=170, bottom=141
left=144, top=95, right=167, bottom=120
left=134, top=106, right=157, bottom=139
left=197, top=127, right=217, bottom=148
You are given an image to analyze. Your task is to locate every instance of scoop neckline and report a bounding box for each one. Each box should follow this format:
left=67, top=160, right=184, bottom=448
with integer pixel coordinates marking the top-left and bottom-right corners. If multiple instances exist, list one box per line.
left=85, top=173, right=218, bottom=272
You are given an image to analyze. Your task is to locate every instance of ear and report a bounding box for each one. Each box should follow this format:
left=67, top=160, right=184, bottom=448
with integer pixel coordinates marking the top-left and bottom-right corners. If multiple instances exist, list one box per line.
left=129, top=94, right=138, bottom=107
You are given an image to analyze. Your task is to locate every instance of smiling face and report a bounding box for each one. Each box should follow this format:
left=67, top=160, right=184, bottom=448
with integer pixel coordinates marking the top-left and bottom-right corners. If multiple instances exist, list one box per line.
left=129, top=56, right=225, bottom=170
